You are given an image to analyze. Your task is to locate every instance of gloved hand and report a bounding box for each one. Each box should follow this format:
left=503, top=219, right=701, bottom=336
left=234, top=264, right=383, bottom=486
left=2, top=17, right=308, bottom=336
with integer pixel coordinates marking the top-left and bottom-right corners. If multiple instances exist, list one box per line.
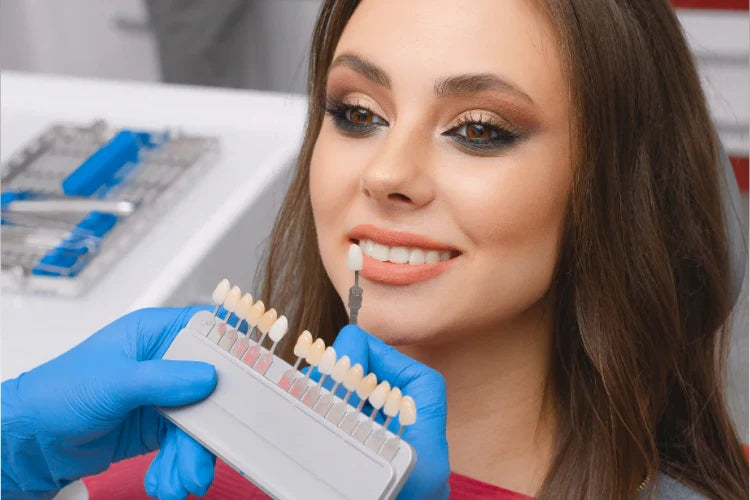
left=332, top=325, right=450, bottom=500
left=1, top=306, right=218, bottom=500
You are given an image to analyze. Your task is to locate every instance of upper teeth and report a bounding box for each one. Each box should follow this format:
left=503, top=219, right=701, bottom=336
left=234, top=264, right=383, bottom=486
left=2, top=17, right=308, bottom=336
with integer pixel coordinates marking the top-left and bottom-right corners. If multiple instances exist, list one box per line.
left=358, top=239, right=452, bottom=264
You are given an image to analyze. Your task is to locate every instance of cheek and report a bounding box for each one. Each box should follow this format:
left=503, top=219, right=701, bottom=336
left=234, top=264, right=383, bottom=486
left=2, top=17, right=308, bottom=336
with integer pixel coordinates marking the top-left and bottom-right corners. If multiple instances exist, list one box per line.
left=309, top=125, right=364, bottom=295
left=446, top=138, right=571, bottom=317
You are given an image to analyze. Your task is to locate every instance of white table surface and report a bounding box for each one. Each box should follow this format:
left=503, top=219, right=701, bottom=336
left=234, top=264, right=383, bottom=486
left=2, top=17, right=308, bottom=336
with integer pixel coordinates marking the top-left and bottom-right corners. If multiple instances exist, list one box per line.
left=1, top=71, right=306, bottom=380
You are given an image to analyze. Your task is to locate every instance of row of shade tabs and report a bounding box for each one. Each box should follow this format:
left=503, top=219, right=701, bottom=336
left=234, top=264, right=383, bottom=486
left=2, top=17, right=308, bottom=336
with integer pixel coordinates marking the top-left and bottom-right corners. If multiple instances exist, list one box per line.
left=207, top=278, right=417, bottom=456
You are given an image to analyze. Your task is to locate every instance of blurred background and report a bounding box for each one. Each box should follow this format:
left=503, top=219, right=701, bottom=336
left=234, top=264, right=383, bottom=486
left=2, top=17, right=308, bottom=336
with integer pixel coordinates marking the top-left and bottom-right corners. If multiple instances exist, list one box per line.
left=0, top=0, right=748, bottom=440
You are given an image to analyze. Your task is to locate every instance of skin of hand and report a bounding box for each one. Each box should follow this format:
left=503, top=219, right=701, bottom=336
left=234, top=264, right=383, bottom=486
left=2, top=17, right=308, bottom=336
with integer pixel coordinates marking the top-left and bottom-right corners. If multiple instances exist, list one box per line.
left=330, top=324, right=450, bottom=500
left=1, top=306, right=218, bottom=500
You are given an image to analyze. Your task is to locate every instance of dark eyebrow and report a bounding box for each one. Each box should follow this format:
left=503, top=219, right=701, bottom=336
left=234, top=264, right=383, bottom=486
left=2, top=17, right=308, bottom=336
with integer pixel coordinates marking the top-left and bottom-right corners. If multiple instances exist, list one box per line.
left=434, top=73, right=534, bottom=104
left=329, top=54, right=533, bottom=104
left=330, top=54, right=392, bottom=89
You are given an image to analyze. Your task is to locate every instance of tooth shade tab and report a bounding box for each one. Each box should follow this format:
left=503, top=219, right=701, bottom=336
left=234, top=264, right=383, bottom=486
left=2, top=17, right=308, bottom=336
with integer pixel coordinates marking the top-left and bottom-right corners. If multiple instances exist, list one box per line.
left=369, top=381, right=391, bottom=409
left=293, top=330, right=313, bottom=358
left=256, top=308, right=278, bottom=334
left=236, top=293, right=253, bottom=319
left=332, top=355, right=350, bottom=382
left=224, top=285, right=242, bottom=312
left=318, top=346, right=337, bottom=374
left=212, top=279, right=230, bottom=304
left=306, top=338, right=325, bottom=365
left=356, top=373, right=377, bottom=399
left=246, top=301, right=265, bottom=326
left=347, top=244, right=363, bottom=271
left=384, top=387, right=402, bottom=417
left=399, top=396, right=417, bottom=426
left=268, top=315, right=288, bottom=342
left=344, top=364, right=364, bottom=391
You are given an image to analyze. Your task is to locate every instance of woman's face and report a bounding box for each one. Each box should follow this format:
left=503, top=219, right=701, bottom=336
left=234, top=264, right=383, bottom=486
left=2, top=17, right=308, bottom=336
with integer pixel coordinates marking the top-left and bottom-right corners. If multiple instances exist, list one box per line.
left=310, top=0, right=572, bottom=345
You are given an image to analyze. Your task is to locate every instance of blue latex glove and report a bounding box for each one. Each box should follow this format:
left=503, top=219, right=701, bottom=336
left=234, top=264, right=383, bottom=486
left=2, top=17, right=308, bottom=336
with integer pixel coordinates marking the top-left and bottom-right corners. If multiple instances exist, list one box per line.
left=1, top=306, right=218, bottom=500
left=332, top=325, right=450, bottom=500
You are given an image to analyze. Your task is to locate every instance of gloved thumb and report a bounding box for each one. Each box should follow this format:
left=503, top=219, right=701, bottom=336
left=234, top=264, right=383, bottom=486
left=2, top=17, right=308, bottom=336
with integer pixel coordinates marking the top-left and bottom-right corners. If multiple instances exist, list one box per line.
left=119, top=359, right=217, bottom=409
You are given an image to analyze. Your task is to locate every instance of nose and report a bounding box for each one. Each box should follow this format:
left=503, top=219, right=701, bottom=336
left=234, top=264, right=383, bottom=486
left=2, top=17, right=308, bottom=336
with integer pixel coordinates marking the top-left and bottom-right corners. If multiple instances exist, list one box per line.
left=359, top=131, right=434, bottom=211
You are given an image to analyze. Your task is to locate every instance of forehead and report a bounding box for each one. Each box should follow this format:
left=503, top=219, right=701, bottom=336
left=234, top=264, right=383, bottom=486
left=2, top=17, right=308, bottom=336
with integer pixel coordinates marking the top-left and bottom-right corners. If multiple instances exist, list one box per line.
left=333, top=0, right=566, bottom=107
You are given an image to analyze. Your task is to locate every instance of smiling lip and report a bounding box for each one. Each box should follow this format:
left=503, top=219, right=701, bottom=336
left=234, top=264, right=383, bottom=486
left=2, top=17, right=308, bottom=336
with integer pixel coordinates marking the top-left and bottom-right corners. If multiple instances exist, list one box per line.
left=348, top=224, right=459, bottom=286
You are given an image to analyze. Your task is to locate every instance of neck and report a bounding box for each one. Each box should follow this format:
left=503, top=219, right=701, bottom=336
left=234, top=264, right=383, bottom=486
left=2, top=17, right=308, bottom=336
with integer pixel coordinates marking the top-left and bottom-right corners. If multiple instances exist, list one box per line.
left=399, top=298, right=557, bottom=497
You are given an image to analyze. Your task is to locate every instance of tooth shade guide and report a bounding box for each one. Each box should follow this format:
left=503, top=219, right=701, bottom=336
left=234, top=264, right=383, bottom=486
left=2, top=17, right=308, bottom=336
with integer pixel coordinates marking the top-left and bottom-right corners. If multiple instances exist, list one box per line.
left=217, top=328, right=239, bottom=351
left=211, top=278, right=231, bottom=316
left=280, top=330, right=314, bottom=392
left=338, top=396, right=368, bottom=434
left=246, top=300, right=265, bottom=327
left=398, top=396, right=417, bottom=426
left=356, top=373, right=377, bottom=400
left=223, top=285, right=242, bottom=321
left=368, top=381, right=391, bottom=411
left=326, top=400, right=348, bottom=425
left=301, top=383, right=322, bottom=408
left=277, top=369, right=298, bottom=391
left=313, top=391, right=336, bottom=416
left=347, top=243, right=363, bottom=271
left=241, top=343, right=262, bottom=367
left=234, top=293, right=253, bottom=329
left=255, top=308, right=278, bottom=341
left=230, top=335, right=252, bottom=358
left=157, top=279, right=415, bottom=496
left=332, top=355, right=351, bottom=382
left=365, top=428, right=388, bottom=452
left=253, top=351, right=274, bottom=376
left=288, top=377, right=308, bottom=399
left=383, top=387, right=402, bottom=418
left=206, top=320, right=227, bottom=343
left=352, top=381, right=391, bottom=442
left=340, top=372, right=376, bottom=434
left=161, top=312, right=417, bottom=497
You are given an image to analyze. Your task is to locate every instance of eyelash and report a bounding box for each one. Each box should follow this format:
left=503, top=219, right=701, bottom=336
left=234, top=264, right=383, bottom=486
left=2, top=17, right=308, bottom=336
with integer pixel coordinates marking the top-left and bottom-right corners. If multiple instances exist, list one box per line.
left=324, top=98, right=389, bottom=135
left=323, top=97, right=521, bottom=154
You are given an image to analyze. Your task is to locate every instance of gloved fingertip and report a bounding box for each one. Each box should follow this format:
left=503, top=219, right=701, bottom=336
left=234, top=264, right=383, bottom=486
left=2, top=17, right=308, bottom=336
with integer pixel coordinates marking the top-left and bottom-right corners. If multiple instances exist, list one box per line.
left=144, top=451, right=163, bottom=497
left=176, top=430, right=215, bottom=497
left=333, top=325, right=369, bottom=371
left=129, top=360, right=217, bottom=408
left=144, top=473, right=158, bottom=498
left=336, top=324, right=367, bottom=340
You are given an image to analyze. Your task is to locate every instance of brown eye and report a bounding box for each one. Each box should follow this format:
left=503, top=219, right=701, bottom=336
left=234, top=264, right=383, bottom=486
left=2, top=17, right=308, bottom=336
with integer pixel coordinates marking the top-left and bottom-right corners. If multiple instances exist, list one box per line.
left=466, top=124, right=491, bottom=140
left=348, top=108, right=373, bottom=124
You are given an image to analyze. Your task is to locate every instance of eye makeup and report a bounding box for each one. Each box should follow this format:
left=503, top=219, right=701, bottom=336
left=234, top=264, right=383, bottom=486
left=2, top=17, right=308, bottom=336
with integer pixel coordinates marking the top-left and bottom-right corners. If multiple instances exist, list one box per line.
left=322, top=91, right=527, bottom=155
left=324, top=97, right=389, bottom=136
left=442, top=111, right=522, bottom=154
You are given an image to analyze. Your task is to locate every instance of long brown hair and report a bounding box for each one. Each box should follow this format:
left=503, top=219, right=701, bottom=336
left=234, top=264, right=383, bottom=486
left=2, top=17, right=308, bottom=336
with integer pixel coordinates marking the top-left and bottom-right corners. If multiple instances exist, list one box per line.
left=256, top=1, right=748, bottom=498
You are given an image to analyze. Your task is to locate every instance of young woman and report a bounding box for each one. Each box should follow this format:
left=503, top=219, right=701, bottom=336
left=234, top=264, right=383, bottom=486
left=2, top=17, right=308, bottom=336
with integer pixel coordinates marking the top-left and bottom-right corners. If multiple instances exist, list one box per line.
left=2, top=0, right=747, bottom=499
left=258, top=0, right=748, bottom=498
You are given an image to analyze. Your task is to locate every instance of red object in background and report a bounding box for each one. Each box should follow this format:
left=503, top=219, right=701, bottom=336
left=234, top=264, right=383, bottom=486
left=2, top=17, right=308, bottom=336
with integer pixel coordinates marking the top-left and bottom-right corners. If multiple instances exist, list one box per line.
left=672, top=0, right=749, bottom=9
left=730, top=157, right=749, bottom=193
left=83, top=453, right=532, bottom=500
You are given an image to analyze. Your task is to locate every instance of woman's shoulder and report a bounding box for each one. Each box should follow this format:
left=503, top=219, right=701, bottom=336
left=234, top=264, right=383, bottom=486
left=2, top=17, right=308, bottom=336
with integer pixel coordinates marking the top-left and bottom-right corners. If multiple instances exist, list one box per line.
left=641, top=472, right=708, bottom=500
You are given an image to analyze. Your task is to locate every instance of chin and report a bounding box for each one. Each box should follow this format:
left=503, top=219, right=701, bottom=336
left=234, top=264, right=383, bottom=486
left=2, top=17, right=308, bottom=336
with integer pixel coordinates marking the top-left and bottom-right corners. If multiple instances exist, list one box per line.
left=355, top=301, right=448, bottom=346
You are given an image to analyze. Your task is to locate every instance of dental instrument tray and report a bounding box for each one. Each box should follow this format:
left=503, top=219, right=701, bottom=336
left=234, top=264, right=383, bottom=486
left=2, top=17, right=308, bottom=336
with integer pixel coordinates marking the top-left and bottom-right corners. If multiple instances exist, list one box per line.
left=1, top=120, right=219, bottom=296
left=158, top=278, right=416, bottom=499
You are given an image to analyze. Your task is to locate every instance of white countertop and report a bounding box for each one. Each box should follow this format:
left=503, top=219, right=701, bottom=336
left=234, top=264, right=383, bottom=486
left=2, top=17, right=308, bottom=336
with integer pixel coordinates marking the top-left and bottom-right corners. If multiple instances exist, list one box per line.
left=1, top=71, right=307, bottom=380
